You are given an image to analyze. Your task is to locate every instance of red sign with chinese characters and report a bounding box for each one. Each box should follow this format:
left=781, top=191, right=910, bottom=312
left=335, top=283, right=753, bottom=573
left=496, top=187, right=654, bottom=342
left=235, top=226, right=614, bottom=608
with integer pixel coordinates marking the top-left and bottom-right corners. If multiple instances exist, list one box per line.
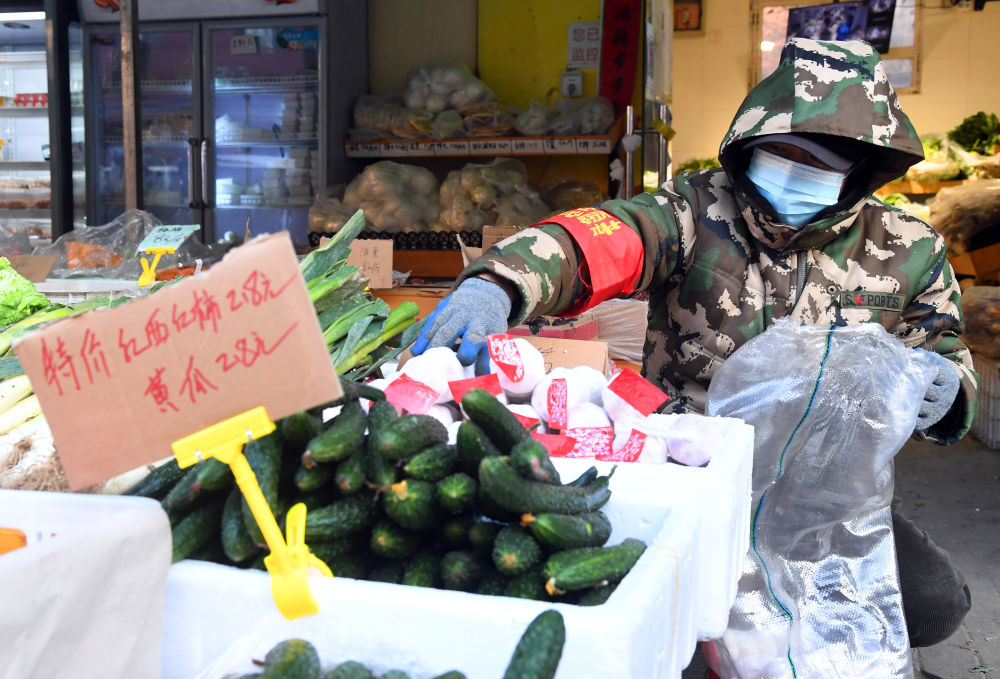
left=598, top=0, right=641, bottom=116
left=14, top=233, right=341, bottom=489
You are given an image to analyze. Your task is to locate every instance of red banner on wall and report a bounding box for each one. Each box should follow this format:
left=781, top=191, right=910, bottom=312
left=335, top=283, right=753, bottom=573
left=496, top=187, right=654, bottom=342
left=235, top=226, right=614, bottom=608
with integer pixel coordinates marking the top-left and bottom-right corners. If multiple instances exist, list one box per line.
left=599, top=0, right=642, bottom=116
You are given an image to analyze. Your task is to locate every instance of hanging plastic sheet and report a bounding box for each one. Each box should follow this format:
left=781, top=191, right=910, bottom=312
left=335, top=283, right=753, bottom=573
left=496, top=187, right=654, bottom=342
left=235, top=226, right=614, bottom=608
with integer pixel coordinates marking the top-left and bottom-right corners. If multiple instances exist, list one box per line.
left=703, top=319, right=938, bottom=679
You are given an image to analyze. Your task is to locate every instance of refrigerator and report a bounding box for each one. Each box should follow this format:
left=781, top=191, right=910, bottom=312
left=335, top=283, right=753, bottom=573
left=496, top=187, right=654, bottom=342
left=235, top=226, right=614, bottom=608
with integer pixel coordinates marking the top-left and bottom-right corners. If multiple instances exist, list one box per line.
left=80, top=2, right=326, bottom=248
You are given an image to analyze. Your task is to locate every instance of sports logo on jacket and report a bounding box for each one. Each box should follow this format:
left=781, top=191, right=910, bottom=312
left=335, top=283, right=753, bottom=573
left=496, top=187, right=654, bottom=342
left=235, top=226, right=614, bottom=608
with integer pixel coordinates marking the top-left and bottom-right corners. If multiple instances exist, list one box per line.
left=839, top=290, right=904, bottom=311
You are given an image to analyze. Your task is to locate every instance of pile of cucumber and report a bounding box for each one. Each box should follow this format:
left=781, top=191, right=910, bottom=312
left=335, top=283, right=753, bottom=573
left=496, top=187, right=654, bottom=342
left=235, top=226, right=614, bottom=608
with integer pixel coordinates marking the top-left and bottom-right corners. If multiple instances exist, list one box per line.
left=131, top=385, right=646, bottom=606
left=225, top=609, right=565, bottom=679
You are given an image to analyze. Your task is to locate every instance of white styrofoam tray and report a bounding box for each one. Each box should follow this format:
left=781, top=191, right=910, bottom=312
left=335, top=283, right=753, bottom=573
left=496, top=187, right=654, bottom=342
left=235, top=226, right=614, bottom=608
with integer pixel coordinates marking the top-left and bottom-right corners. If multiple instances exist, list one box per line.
left=0, top=490, right=172, bottom=679
left=163, top=461, right=703, bottom=679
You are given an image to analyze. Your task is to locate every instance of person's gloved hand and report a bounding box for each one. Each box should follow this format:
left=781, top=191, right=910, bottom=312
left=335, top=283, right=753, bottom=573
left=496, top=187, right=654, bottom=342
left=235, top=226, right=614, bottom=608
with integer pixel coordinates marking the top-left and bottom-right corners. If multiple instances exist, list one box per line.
left=411, top=276, right=512, bottom=375
left=913, top=348, right=960, bottom=432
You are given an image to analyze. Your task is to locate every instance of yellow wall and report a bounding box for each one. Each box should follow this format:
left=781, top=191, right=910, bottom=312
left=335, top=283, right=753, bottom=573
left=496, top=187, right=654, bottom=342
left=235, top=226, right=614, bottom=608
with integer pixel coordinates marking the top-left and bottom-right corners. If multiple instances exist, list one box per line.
left=668, top=0, right=1000, bottom=166
left=367, top=0, right=478, bottom=94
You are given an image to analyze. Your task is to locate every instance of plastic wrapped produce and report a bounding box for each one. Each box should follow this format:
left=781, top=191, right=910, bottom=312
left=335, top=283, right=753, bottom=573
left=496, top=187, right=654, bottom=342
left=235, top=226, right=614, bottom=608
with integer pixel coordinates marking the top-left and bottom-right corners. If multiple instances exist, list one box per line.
left=928, top=179, right=1000, bottom=255
left=402, top=54, right=495, bottom=114
left=961, top=286, right=1000, bottom=361
left=514, top=100, right=559, bottom=136
left=542, top=180, right=606, bottom=212
left=547, top=96, right=616, bottom=136
left=342, top=161, right=440, bottom=233
left=352, top=94, right=433, bottom=140
left=462, top=101, right=516, bottom=137
left=904, top=135, right=961, bottom=182
left=438, top=159, right=548, bottom=231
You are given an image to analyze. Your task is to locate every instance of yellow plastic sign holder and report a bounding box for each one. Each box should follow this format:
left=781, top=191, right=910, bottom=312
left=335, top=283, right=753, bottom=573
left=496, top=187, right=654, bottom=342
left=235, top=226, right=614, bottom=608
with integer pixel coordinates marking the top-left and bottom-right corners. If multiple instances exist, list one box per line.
left=137, top=246, right=175, bottom=287
left=171, top=406, right=332, bottom=620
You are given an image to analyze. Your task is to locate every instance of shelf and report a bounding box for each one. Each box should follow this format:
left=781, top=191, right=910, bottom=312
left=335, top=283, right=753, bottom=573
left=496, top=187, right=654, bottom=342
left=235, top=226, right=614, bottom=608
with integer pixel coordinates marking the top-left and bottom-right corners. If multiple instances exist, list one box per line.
left=216, top=202, right=312, bottom=210
left=0, top=209, right=50, bottom=218
left=0, top=162, right=49, bottom=172
left=345, top=132, right=620, bottom=159
left=103, top=136, right=190, bottom=146
left=103, top=79, right=193, bottom=93
left=0, top=107, right=49, bottom=118
left=876, top=179, right=967, bottom=195
left=216, top=136, right=317, bottom=147
left=213, top=74, right=318, bottom=93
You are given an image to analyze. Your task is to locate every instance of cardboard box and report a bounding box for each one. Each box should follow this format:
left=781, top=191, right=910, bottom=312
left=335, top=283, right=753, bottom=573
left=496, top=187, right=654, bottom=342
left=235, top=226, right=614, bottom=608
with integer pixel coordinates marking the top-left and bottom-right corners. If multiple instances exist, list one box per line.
left=370, top=285, right=450, bottom=320
left=481, top=224, right=529, bottom=250
left=520, top=335, right=611, bottom=376
left=509, top=311, right=600, bottom=341
left=949, top=241, right=1000, bottom=279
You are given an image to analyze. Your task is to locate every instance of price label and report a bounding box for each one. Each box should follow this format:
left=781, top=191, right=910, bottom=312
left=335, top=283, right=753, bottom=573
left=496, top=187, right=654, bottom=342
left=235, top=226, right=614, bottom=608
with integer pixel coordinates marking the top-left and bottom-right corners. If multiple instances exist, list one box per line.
left=382, top=142, right=413, bottom=157
left=470, top=139, right=512, bottom=155
left=230, top=35, right=258, bottom=55
left=545, top=138, right=578, bottom=154
left=433, top=140, right=470, bottom=156
left=608, top=367, right=668, bottom=417
left=448, top=373, right=502, bottom=404
left=350, top=143, right=382, bottom=158
left=345, top=240, right=392, bottom=289
left=137, top=224, right=200, bottom=253
left=511, top=138, right=544, bottom=154
left=14, top=233, right=341, bottom=490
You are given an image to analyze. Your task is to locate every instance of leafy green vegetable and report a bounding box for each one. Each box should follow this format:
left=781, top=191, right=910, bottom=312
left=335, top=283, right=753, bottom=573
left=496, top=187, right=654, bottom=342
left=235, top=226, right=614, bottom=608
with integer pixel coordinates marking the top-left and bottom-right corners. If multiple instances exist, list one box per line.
left=947, top=111, right=1000, bottom=155
left=0, top=257, right=50, bottom=327
left=676, top=157, right=721, bottom=173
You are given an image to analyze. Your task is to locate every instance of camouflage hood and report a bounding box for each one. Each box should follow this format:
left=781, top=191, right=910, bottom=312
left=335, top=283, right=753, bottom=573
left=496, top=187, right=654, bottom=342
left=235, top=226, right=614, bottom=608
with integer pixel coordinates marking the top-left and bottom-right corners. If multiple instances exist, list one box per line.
left=718, top=39, right=924, bottom=247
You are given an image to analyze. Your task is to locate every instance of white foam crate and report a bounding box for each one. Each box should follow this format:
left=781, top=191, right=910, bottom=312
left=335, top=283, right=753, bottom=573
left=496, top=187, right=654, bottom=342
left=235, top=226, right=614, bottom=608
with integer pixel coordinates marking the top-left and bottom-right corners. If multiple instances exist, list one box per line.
left=0, top=490, right=172, bottom=679
left=163, top=461, right=706, bottom=679
left=971, top=353, right=1000, bottom=449
left=34, top=278, right=147, bottom=305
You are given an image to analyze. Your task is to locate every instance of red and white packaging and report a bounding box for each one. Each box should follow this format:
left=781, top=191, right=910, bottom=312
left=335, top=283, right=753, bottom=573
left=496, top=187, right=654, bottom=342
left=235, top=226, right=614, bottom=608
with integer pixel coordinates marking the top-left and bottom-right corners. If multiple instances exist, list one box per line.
left=531, top=431, right=578, bottom=458
left=383, top=373, right=439, bottom=415
left=564, top=426, right=615, bottom=458
left=546, top=378, right=569, bottom=430
left=486, top=334, right=524, bottom=383
left=448, top=372, right=503, bottom=405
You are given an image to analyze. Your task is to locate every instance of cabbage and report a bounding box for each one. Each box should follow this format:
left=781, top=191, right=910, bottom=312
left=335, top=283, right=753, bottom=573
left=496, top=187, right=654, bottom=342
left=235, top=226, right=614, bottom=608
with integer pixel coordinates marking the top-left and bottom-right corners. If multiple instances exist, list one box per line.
left=0, top=257, right=50, bottom=327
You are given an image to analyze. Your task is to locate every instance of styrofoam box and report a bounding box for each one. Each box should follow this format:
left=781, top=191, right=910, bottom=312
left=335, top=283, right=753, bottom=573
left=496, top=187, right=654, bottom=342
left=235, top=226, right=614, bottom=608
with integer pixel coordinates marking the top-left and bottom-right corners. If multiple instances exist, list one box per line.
left=35, top=277, right=147, bottom=305
left=0, top=490, right=172, bottom=679
left=162, top=459, right=716, bottom=679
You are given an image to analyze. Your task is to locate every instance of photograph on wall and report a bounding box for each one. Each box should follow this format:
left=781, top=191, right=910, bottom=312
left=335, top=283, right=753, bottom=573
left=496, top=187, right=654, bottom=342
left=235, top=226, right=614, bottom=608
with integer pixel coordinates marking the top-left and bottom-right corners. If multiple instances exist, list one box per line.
left=674, top=0, right=703, bottom=32
left=785, top=0, right=869, bottom=42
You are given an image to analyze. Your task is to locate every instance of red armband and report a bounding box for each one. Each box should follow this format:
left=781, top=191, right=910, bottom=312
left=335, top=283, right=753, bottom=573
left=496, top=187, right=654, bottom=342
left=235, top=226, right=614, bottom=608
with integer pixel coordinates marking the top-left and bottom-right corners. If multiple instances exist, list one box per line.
left=534, top=207, right=643, bottom=315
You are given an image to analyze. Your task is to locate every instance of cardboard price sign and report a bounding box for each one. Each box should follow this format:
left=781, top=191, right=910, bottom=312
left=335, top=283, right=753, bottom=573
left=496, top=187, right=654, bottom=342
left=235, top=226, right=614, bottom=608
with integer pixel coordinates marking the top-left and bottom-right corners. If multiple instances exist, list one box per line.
left=137, top=224, right=200, bottom=253
left=13, top=233, right=342, bottom=490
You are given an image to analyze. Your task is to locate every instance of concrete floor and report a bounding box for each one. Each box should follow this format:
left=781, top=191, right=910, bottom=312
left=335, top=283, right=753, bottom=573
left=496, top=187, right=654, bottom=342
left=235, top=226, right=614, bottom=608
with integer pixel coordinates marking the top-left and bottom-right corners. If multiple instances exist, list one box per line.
left=681, top=433, right=1000, bottom=679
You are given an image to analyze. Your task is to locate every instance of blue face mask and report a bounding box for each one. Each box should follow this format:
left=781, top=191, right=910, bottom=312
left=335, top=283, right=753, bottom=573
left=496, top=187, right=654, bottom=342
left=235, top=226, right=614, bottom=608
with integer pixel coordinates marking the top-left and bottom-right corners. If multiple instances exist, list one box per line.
left=745, top=148, right=847, bottom=227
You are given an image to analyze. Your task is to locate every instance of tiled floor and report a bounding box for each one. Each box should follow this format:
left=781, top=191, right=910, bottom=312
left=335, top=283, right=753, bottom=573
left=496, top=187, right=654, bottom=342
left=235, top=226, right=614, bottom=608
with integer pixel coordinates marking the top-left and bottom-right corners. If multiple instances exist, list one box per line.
left=681, top=434, right=1000, bottom=679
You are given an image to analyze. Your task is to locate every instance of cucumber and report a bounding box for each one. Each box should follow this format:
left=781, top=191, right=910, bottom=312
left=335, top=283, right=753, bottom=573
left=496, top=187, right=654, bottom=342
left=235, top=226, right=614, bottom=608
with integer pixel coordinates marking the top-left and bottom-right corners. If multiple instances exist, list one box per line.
left=462, top=388, right=531, bottom=452
left=439, top=516, right=472, bottom=549
left=364, top=400, right=400, bottom=492
left=476, top=570, right=510, bottom=596
left=492, top=525, right=542, bottom=576
left=324, top=551, right=371, bottom=580
left=479, top=457, right=612, bottom=515
left=163, top=457, right=231, bottom=514
left=189, top=536, right=225, bottom=564
left=368, top=559, right=405, bottom=584
left=402, top=550, right=440, bottom=588
left=161, top=466, right=201, bottom=514
left=455, top=420, right=502, bottom=476
left=521, top=511, right=612, bottom=549
left=403, top=443, right=458, bottom=482
left=305, top=400, right=367, bottom=464
left=221, top=487, right=259, bottom=564
left=476, top=484, right=520, bottom=523
left=566, top=466, right=599, bottom=488
left=380, top=672, right=409, bottom=679
left=575, top=582, right=618, bottom=606
left=435, top=472, right=477, bottom=514
left=335, top=452, right=366, bottom=494
left=501, top=610, right=566, bottom=679
left=308, top=535, right=363, bottom=564
left=333, top=375, right=387, bottom=406
left=260, top=638, right=320, bottom=679
left=431, top=673, right=468, bottom=679
left=383, top=479, right=438, bottom=531
left=323, top=660, right=373, bottom=679
left=125, top=458, right=185, bottom=499
left=279, top=410, right=322, bottom=456
left=440, top=550, right=486, bottom=592
left=369, top=519, right=420, bottom=559
left=372, top=414, right=448, bottom=461
left=294, top=461, right=333, bottom=492
left=467, top=519, right=501, bottom=554
left=504, top=567, right=548, bottom=600
left=304, top=494, right=378, bottom=541
left=510, top=438, right=561, bottom=485
left=171, top=496, right=226, bottom=563
left=542, top=538, right=647, bottom=595
left=241, top=431, right=283, bottom=547
left=295, top=490, right=333, bottom=512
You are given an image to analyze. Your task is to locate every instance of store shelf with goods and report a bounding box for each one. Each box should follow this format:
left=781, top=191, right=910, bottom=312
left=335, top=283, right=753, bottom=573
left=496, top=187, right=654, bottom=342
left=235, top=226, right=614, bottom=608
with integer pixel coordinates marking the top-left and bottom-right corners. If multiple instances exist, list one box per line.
left=215, top=136, right=318, bottom=147
left=213, top=73, right=319, bottom=94
left=102, top=78, right=193, bottom=94
left=876, top=179, right=968, bottom=195
left=0, top=161, right=49, bottom=172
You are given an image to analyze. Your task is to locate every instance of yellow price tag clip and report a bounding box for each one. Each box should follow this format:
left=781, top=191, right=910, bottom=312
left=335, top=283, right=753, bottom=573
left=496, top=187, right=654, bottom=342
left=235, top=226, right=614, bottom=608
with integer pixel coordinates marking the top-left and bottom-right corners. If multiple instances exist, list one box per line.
left=137, top=246, right=175, bottom=287
left=171, top=406, right=331, bottom=620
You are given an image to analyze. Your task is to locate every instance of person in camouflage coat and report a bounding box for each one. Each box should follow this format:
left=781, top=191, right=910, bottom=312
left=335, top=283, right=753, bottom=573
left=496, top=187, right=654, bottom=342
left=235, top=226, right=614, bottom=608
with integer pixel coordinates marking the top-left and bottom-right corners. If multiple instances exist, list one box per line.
left=414, top=38, right=976, bottom=647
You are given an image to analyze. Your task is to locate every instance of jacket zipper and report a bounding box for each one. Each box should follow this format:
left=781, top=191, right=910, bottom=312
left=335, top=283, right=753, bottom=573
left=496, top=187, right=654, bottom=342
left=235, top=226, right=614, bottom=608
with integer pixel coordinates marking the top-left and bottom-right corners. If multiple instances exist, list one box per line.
left=794, top=252, right=809, bottom=307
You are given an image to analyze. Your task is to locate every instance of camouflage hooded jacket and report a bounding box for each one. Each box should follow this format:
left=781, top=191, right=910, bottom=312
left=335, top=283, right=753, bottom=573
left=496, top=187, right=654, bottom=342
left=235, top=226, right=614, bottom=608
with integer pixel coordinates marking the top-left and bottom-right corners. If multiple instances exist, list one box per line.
left=463, top=39, right=979, bottom=445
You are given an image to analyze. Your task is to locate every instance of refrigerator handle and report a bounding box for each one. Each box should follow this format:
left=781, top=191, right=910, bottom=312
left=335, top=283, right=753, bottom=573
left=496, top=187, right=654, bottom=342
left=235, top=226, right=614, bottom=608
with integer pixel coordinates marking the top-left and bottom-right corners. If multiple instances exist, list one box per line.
left=186, top=137, right=198, bottom=208
left=200, top=138, right=211, bottom=209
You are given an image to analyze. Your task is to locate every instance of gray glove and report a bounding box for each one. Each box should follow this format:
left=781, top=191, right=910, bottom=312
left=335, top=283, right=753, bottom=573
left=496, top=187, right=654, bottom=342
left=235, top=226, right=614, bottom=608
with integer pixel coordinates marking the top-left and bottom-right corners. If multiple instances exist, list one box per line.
left=411, top=277, right=512, bottom=374
left=914, top=348, right=960, bottom=432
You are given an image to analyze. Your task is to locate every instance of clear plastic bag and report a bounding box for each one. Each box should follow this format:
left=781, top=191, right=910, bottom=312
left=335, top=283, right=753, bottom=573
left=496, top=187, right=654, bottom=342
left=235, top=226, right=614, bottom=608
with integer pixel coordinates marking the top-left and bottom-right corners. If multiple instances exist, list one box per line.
left=514, top=99, right=559, bottom=136
left=703, top=320, right=937, bottom=679
left=928, top=178, right=1000, bottom=255
left=437, top=158, right=543, bottom=231
left=430, top=109, right=465, bottom=139
left=352, top=94, right=433, bottom=140
left=961, top=285, right=1000, bottom=361
left=402, top=54, right=495, bottom=114
left=948, top=144, right=1000, bottom=179
left=547, top=96, right=616, bottom=136
left=342, top=161, right=439, bottom=233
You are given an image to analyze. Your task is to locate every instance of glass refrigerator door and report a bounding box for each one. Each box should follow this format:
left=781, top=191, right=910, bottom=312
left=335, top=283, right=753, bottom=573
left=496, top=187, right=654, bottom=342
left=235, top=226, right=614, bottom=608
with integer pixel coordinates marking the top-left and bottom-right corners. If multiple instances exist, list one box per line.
left=87, top=26, right=199, bottom=228
left=205, top=21, right=322, bottom=248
